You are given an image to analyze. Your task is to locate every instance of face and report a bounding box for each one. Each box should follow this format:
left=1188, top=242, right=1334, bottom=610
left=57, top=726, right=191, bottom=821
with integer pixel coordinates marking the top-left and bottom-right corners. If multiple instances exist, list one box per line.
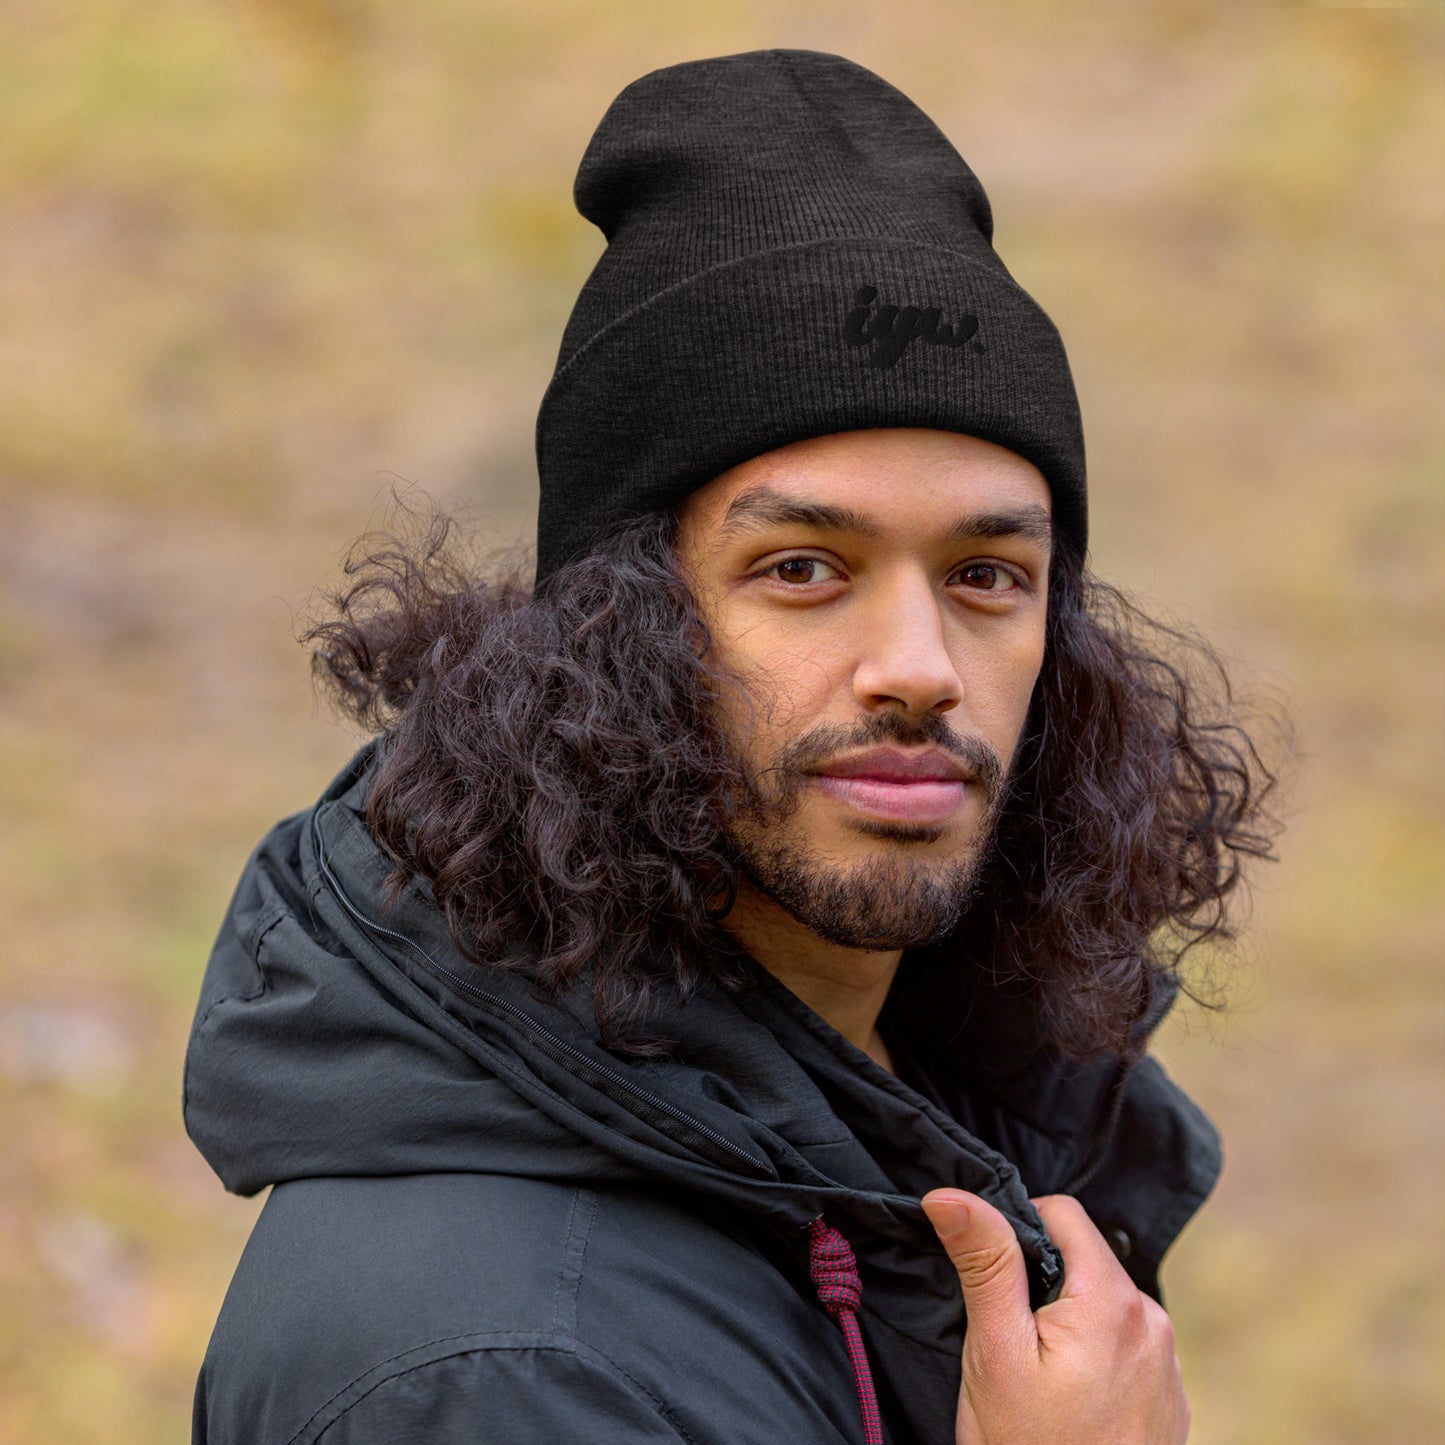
left=675, top=428, right=1053, bottom=952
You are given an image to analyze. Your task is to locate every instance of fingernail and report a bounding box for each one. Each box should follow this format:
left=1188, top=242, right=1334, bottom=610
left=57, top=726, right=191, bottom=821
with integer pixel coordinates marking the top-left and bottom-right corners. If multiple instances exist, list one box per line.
left=922, top=1192, right=971, bottom=1231
left=941, top=1202, right=971, bottom=1231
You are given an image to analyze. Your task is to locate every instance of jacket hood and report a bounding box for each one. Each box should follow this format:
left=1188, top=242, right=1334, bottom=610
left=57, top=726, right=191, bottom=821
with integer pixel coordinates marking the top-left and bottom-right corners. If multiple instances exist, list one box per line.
left=187, top=739, right=1068, bottom=1234
left=185, top=742, right=1220, bottom=1435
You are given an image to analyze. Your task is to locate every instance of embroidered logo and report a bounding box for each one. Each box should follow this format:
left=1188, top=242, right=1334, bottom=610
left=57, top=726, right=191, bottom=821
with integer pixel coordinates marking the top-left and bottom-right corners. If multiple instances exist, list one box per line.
left=842, top=284, right=979, bottom=369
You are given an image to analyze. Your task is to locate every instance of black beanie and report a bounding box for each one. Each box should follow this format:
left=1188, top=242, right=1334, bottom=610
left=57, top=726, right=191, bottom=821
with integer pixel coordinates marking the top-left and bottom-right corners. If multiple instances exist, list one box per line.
left=533, top=49, right=1086, bottom=585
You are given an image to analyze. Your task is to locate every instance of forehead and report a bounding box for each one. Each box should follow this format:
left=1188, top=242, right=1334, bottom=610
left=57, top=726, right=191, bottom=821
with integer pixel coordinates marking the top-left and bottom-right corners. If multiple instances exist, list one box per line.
left=679, top=428, right=1052, bottom=540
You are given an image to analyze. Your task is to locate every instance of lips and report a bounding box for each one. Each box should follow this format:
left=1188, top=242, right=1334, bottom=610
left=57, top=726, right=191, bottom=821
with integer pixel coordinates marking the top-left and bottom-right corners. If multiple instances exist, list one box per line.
left=812, top=747, right=971, bottom=784
left=809, top=748, right=972, bottom=824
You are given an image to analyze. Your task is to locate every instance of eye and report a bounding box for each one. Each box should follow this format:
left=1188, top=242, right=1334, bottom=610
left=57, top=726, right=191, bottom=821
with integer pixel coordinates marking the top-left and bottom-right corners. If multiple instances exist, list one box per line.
left=953, top=563, right=1022, bottom=592
left=765, top=556, right=840, bottom=585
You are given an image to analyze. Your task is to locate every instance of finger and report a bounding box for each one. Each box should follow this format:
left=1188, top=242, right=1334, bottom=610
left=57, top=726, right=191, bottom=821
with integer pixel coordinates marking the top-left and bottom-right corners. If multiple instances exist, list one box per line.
left=921, top=1189, right=1034, bottom=1347
left=1030, top=1194, right=1133, bottom=1298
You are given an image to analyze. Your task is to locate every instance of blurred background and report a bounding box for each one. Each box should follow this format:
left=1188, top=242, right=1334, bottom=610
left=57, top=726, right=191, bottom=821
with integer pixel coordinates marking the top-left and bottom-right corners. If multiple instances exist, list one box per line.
left=0, top=1, right=1440, bottom=1440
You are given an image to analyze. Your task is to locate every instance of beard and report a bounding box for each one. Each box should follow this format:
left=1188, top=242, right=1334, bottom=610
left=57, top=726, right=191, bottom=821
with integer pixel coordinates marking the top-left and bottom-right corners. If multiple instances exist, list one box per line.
left=722, top=710, right=1010, bottom=951
left=732, top=828, right=996, bottom=950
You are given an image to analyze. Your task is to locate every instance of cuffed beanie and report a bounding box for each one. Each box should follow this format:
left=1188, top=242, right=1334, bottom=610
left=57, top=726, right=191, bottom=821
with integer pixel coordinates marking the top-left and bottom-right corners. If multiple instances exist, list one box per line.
left=533, top=49, right=1087, bottom=585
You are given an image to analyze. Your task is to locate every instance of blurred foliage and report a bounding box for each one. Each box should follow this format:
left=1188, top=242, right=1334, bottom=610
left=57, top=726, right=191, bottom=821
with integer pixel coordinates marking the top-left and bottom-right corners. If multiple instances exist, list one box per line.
left=0, top=1, right=1440, bottom=1440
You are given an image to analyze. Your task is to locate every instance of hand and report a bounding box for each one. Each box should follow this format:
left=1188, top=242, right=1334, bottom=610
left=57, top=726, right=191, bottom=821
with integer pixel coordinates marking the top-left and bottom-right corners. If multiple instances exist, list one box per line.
left=921, top=1190, right=1190, bottom=1445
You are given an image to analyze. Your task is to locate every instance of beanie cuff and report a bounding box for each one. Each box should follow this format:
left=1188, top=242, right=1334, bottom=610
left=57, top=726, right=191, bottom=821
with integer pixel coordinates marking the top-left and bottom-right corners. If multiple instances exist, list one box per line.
left=535, top=237, right=1085, bottom=583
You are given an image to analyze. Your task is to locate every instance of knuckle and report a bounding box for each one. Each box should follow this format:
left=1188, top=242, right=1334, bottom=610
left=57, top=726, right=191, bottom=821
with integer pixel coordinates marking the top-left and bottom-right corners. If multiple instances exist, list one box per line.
left=1175, top=1390, right=1193, bottom=1444
left=1032, top=1192, right=1086, bottom=1225
left=1109, top=1288, right=1156, bottom=1340
left=1142, top=1296, right=1176, bottom=1346
left=1116, top=1286, right=1149, bottom=1334
left=955, top=1241, right=1016, bottom=1293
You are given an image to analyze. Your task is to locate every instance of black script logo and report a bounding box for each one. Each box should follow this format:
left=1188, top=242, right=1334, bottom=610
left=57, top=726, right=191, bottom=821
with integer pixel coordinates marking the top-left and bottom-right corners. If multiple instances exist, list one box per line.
left=842, top=284, right=979, bottom=369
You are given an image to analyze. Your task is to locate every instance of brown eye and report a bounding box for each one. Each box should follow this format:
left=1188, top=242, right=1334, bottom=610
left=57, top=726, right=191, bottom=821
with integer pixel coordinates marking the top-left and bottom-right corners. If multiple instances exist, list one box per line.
left=956, top=564, right=1018, bottom=591
left=770, top=558, right=838, bottom=584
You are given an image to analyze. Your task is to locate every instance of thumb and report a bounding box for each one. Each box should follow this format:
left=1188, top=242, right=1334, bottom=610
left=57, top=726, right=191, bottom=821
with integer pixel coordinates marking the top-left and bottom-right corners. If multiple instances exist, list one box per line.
left=921, top=1190, right=1034, bottom=1346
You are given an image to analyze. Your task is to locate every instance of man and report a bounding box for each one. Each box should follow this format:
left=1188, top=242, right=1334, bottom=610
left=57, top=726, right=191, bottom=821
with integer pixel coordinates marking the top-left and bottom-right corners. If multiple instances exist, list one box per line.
left=186, top=50, right=1280, bottom=1443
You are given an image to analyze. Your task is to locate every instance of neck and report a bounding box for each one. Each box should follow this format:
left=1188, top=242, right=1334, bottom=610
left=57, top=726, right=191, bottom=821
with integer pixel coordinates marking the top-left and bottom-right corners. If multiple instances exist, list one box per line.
left=721, top=876, right=900, bottom=1073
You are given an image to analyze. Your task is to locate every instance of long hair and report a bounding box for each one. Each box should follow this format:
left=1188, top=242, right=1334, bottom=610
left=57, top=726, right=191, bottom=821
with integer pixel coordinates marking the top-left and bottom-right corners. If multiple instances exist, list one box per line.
left=305, top=502, right=1287, bottom=1060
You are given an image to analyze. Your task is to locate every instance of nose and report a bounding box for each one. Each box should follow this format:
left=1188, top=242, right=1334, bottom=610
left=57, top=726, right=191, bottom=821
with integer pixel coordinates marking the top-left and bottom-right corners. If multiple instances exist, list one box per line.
left=851, top=571, right=963, bottom=717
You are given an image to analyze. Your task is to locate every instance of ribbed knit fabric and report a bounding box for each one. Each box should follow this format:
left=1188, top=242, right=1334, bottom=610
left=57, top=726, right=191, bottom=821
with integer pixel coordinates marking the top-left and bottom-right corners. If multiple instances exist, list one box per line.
left=533, top=49, right=1087, bottom=587
left=807, top=1216, right=884, bottom=1445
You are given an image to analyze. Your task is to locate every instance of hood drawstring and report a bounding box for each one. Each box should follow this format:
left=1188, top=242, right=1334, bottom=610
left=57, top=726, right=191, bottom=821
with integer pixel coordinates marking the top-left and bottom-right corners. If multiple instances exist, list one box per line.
left=807, top=1217, right=884, bottom=1445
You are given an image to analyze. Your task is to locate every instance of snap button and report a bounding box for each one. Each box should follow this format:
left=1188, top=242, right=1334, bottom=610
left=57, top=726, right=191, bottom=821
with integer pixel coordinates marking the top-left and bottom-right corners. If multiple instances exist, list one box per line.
left=1104, top=1226, right=1133, bottom=1262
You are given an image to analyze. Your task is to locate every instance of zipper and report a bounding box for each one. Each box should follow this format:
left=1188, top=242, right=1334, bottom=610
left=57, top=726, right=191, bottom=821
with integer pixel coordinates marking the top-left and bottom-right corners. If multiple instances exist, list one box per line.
left=308, top=807, right=771, bottom=1179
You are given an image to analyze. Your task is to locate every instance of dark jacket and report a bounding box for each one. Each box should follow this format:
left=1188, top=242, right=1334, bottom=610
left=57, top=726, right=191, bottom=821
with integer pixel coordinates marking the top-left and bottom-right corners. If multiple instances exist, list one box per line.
left=184, top=744, right=1221, bottom=1444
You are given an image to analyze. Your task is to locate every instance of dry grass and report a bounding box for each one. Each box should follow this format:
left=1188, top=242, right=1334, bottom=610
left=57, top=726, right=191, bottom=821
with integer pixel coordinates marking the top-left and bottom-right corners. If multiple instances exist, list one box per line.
left=0, top=2, right=1440, bottom=1440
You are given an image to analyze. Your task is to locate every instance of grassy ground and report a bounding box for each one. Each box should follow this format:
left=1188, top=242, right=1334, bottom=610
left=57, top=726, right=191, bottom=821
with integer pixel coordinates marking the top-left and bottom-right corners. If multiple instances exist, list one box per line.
left=0, top=2, right=1440, bottom=1440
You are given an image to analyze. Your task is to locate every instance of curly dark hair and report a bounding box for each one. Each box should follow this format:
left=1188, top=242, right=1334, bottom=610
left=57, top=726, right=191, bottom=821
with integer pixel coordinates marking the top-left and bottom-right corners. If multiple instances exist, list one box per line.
left=305, top=501, right=1287, bottom=1061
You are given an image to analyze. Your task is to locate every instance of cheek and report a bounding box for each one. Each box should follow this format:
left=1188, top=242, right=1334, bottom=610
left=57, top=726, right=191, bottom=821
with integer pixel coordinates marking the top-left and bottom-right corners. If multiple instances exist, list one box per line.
left=1006, top=629, right=1047, bottom=711
left=955, top=626, right=1046, bottom=747
left=715, top=617, right=846, bottom=729
left=1004, top=633, right=1048, bottom=751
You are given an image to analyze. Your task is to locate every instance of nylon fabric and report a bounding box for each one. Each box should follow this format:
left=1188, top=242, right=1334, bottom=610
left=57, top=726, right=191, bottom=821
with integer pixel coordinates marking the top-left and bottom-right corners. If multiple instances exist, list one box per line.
left=186, top=743, right=1223, bottom=1443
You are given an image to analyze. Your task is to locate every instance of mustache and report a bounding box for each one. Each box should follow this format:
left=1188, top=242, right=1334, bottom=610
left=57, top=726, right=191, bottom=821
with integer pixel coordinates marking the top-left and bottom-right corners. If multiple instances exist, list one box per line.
left=762, top=712, right=1005, bottom=806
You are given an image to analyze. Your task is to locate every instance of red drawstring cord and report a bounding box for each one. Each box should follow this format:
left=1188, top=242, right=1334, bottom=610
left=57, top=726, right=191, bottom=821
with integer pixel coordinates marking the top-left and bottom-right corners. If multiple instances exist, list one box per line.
left=807, top=1217, right=884, bottom=1445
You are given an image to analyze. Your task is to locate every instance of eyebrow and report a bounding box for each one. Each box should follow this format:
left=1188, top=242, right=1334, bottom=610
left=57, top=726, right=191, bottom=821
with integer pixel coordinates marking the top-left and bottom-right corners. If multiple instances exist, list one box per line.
left=944, top=505, right=1055, bottom=551
left=718, top=490, right=876, bottom=539
left=715, top=484, right=1055, bottom=552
